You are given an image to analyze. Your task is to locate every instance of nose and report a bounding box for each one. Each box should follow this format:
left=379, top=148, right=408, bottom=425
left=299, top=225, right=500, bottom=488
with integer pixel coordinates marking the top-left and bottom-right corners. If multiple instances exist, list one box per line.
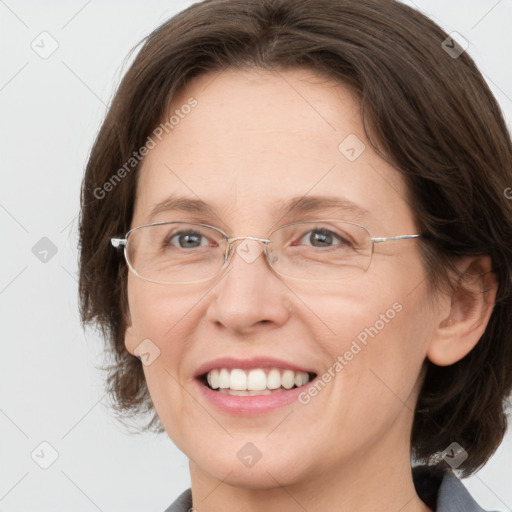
left=205, top=238, right=291, bottom=335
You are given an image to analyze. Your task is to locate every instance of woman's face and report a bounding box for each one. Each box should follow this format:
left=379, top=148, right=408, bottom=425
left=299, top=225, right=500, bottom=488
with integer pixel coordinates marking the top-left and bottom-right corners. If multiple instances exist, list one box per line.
left=124, top=68, right=440, bottom=489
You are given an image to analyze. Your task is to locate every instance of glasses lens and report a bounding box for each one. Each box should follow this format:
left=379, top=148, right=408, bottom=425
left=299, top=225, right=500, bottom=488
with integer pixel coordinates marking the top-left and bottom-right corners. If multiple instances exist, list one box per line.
left=268, top=220, right=372, bottom=280
left=126, top=222, right=226, bottom=283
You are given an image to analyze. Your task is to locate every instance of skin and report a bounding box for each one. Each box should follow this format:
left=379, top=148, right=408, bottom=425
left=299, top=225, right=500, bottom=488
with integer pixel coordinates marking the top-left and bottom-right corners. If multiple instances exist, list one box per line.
left=123, top=67, right=497, bottom=512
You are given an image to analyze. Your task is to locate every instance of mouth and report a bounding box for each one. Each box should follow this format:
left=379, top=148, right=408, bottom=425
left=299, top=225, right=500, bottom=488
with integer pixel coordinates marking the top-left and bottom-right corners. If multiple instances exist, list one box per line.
left=198, top=368, right=318, bottom=396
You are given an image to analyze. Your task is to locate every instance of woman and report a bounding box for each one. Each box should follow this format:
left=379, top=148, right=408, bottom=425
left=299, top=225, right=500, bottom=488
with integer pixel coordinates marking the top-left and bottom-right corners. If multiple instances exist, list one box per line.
left=78, top=1, right=512, bottom=510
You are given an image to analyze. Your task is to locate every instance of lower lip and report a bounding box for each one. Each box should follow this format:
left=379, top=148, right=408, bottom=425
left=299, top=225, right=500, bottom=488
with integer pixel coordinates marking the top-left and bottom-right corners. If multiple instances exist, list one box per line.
left=195, top=378, right=312, bottom=415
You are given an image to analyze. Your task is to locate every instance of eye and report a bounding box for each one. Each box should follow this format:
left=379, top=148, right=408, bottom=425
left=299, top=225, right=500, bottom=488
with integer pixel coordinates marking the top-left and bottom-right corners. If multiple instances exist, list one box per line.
left=167, top=230, right=212, bottom=249
left=296, top=228, right=349, bottom=248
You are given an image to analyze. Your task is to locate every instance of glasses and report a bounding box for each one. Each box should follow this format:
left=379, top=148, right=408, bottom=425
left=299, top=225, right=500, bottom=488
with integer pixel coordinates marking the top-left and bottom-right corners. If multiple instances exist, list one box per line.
left=111, top=220, right=422, bottom=284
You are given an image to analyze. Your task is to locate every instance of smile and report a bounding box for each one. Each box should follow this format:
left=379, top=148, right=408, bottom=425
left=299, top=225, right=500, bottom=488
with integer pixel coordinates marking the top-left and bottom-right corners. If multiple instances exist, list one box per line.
left=194, top=357, right=319, bottom=414
left=201, top=367, right=316, bottom=396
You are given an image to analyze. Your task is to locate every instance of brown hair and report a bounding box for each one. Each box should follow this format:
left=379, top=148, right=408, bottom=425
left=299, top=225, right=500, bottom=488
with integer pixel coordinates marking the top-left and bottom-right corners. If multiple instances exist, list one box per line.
left=78, top=0, right=512, bottom=476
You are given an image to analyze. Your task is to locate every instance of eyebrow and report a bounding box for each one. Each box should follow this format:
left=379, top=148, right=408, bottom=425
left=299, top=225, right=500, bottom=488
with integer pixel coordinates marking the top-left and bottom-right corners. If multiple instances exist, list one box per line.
left=147, top=194, right=371, bottom=225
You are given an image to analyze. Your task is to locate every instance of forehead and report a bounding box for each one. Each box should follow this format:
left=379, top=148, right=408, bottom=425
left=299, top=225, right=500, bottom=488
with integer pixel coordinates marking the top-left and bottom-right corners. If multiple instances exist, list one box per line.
left=132, top=67, right=414, bottom=234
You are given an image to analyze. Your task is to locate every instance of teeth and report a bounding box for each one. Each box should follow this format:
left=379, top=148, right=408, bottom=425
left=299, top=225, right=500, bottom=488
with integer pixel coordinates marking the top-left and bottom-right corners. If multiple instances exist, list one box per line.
left=247, top=369, right=267, bottom=390
left=230, top=369, right=247, bottom=390
left=281, top=370, right=295, bottom=390
left=267, top=368, right=281, bottom=390
left=206, top=369, right=219, bottom=389
left=205, top=367, right=312, bottom=393
left=219, top=389, right=274, bottom=396
left=218, top=368, right=230, bottom=388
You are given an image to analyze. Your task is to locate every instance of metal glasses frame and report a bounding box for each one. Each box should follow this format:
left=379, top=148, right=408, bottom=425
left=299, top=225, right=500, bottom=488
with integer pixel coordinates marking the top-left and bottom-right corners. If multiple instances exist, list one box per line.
left=111, top=220, right=422, bottom=284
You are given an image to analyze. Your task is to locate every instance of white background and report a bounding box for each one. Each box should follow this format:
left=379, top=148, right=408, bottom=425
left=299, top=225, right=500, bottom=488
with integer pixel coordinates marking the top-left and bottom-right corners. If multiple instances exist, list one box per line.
left=1, top=1, right=511, bottom=510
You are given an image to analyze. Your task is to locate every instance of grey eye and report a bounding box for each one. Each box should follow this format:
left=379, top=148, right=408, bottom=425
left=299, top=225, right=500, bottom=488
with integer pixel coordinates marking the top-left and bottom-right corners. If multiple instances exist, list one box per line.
left=299, top=229, right=345, bottom=248
left=168, top=231, right=210, bottom=249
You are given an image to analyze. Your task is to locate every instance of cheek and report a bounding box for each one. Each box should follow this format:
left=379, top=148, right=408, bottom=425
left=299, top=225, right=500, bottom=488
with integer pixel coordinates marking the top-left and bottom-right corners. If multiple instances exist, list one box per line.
left=127, top=281, right=208, bottom=447
left=309, top=274, right=433, bottom=412
left=139, top=359, right=203, bottom=459
left=126, top=278, right=204, bottom=349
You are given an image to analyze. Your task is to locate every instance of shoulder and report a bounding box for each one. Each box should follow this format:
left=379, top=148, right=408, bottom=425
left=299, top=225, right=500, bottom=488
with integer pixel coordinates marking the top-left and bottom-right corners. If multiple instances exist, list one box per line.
left=413, top=465, right=500, bottom=512
left=162, top=488, right=192, bottom=512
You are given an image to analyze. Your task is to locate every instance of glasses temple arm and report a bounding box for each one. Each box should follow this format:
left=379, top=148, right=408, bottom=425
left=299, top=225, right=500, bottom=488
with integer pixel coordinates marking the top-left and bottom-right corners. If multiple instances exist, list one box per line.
left=371, top=234, right=422, bottom=243
left=111, top=238, right=127, bottom=248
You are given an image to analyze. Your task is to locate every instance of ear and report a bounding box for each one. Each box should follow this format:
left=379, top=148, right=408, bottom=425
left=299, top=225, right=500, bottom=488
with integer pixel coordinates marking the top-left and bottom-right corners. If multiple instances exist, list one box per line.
left=427, top=256, right=498, bottom=366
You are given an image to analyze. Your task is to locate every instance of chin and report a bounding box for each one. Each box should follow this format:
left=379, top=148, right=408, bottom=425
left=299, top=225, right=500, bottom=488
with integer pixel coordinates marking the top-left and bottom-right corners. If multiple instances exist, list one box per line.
left=184, top=437, right=311, bottom=489
left=206, top=460, right=307, bottom=490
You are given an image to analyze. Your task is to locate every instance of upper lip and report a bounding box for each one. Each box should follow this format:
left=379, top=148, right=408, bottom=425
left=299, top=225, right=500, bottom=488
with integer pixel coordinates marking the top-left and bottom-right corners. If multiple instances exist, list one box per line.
left=194, top=357, right=317, bottom=378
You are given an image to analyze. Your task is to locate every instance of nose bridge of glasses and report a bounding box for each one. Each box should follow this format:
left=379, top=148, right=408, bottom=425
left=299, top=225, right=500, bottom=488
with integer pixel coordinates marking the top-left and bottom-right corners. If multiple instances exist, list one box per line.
left=226, top=236, right=272, bottom=265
